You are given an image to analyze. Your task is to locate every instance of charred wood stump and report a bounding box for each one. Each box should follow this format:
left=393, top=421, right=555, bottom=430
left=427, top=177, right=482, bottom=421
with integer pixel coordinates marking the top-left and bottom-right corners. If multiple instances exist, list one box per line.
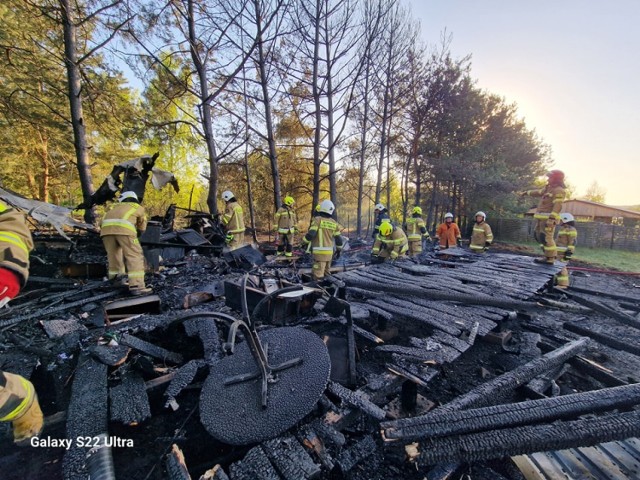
left=381, top=383, right=640, bottom=442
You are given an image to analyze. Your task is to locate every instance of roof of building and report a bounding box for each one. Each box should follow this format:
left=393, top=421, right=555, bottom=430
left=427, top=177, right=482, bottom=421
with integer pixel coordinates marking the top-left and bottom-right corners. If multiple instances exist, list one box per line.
left=526, top=199, right=640, bottom=220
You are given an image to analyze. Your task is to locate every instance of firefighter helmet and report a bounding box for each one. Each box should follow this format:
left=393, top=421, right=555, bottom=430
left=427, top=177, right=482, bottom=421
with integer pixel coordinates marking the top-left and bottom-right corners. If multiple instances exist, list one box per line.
left=412, top=206, right=422, bottom=215
left=319, top=200, right=335, bottom=215
left=475, top=211, right=486, bottom=221
left=221, top=190, right=234, bottom=202
left=379, top=222, right=393, bottom=236
left=119, top=191, right=138, bottom=202
left=444, top=212, right=454, bottom=220
left=560, top=212, right=575, bottom=223
left=547, top=170, right=565, bottom=184
left=374, top=203, right=386, bottom=213
left=283, top=196, right=295, bottom=207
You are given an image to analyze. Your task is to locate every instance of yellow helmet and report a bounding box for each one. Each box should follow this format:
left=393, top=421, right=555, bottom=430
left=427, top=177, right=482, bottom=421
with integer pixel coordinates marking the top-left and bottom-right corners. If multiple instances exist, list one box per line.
left=315, top=204, right=321, bottom=212
left=283, top=196, right=295, bottom=206
left=379, top=222, right=393, bottom=236
left=412, top=206, right=422, bottom=215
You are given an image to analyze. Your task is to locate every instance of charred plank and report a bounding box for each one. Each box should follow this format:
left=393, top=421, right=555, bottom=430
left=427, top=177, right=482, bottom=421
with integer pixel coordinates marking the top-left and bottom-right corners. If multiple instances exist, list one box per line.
left=262, top=434, right=321, bottom=480
left=228, top=446, right=281, bottom=480
left=119, top=332, right=184, bottom=364
left=109, top=370, right=151, bottom=425
left=326, top=381, right=386, bottom=420
left=166, top=444, right=192, bottom=480
left=563, top=322, right=640, bottom=357
left=335, top=435, right=377, bottom=474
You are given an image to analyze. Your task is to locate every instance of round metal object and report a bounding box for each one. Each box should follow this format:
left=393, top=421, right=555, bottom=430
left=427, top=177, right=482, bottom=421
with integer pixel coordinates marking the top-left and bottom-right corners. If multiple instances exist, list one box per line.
left=199, top=327, right=331, bottom=445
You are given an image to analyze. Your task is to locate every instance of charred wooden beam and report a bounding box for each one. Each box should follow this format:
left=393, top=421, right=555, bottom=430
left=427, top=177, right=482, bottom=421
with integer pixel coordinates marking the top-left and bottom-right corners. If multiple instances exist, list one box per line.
left=414, top=409, right=640, bottom=465
left=376, top=344, right=459, bottom=364
left=296, top=425, right=334, bottom=471
left=326, top=381, right=386, bottom=420
left=386, top=362, right=438, bottom=388
left=199, top=465, right=230, bottom=480
left=89, top=344, right=131, bottom=366
left=183, top=318, right=224, bottom=365
left=366, top=298, right=462, bottom=336
left=109, top=370, right=151, bottom=425
left=556, top=288, right=640, bottom=330
left=563, top=322, right=640, bottom=357
left=262, top=434, right=321, bottom=480
left=228, top=446, right=280, bottom=480
left=441, top=338, right=588, bottom=412
left=568, top=285, right=640, bottom=304
left=119, top=333, right=184, bottom=364
left=164, top=360, right=205, bottom=409
left=166, top=444, right=192, bottom=480
left=308, top=417, right=346, bottom=447
left=381, top=383, right=640, bottom=442
left=335, top=435, right=378, bottom=474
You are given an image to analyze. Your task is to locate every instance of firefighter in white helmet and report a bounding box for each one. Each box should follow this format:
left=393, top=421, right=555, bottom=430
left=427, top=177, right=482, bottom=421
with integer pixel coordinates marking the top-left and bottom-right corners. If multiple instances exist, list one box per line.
left=372, top=203, right=391, bottom=239
left=469, top=211, right=494, bottom=253
left=0, top=200, right=44, bottom=445
left=302, top=200, right=343, bottom=280
left=100, top=191, right=151, bottom=295
left=555, top=212, right=577, bottom=288
left=221, top=190, right=245, bottom=250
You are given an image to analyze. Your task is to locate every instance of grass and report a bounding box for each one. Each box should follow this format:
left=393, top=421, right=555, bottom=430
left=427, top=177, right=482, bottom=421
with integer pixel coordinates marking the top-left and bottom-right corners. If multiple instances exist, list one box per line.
left=498, top=241, right=640, bottom=273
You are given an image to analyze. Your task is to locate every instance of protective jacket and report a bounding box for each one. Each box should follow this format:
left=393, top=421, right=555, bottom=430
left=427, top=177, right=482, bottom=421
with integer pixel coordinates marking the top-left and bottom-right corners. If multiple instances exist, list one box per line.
left=222, top=201, right=245, bottom=235
left=556, top=225, right=577, bottom=256
left=275, top=206, right=297, bottom=234
left=373, top=226, right=408, bottom=259
left=406, top=215, right=430, bottom=242
left=470, top=221, right=494, bottom=252
left=0, top=370, right=43, bottom=444
left=526, top=183, right=566, bottom=221
left=303, top=213, right=343, bottom=260
left=373, top=210, right=391, bottom=238
left=0, top=201, right=34, bottom=286
left=436, top=222, right=461, bottom=248
left=100, top=202, right=147, bottom=237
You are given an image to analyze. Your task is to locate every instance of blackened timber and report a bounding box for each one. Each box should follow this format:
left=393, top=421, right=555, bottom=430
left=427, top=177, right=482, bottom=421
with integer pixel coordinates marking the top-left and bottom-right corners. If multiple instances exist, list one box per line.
left=62, top=355, right=108, bottom=480
left=386, top=362, right=438, bottom=387
left=366, top=298, right=462, bottom=336
left=404, top=297, right=497, bottom=336
left=164, top=360, right=205, bottom=408
left=109, top=370, right=151, bottom=424
left=415, top=409, right=640, bottom=465
left=430, top=331, right=472, bottom=353
left=183, top=318, right=224, bottom=365
left=296, top=425, right=335, bottom=471
left=200, top=465, right=230, bottom=480
left=262, top=435, right=321, bottom=480
left=89, top=344, right=131, bottom=366
left=556, top=288, right=640, bottom=330
left=441, top=338, right=589, bottom=411
left=326, top=381, right=386, bottom=420
left=119, top=332, right=184, bottom=364
left=166, top=444, right=192, bottom=480
left=381, top=383, right=640, bottom=442
left=308, top=418, right=346, bottom=447
left=377, top=344, right=459, bottom=364
left=352, top=324, right=384, bottom=343
left=567, top=285, right=640, bottom=304
left=335, top=435, right=378, bottom=474
left=228, top=446, right=281, bottom=480
left=563, top=322, right=640, bottom=356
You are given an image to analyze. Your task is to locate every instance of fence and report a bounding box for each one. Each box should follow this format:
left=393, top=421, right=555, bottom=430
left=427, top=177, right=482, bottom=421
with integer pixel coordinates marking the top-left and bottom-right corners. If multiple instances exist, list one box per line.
left=492, top=218, right=640, bottom=252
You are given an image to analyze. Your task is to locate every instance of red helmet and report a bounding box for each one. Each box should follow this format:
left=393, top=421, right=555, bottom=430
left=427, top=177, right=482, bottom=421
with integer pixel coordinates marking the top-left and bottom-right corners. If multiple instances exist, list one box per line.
left=547, top=169, right=565, bottom=184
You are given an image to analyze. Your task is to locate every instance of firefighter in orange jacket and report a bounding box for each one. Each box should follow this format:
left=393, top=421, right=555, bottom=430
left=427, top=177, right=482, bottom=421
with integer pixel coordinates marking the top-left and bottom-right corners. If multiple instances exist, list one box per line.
left=275, top=196, right=298, bottom=257
left=435, top=212, right=461, bottom=249
left=405, top=206, right=430, bottom=256
left=0, top=200, right=44, bottom=445
left=520, top=169, right=566, bottom=264
left=469, top=211, right=494, bottom=253
left=302, top=200, right=343, bottom=280
left=100, top=191, right=151, bottom=295
left=221, top=190, right=245, bottom=250
left=555, top=212, right=577, bottom=288
left=372, top=222, right=408, bottom=262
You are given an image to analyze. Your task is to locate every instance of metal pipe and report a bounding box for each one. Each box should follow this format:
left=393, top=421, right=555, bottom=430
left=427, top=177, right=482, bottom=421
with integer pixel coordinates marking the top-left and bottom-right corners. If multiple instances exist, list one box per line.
left=85, top=433, right=116, bottom=480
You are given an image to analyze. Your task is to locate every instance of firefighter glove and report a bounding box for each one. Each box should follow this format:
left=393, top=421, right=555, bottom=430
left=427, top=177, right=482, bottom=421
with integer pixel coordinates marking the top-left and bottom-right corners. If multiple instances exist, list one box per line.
left=0, top=268, right=20, bottom=308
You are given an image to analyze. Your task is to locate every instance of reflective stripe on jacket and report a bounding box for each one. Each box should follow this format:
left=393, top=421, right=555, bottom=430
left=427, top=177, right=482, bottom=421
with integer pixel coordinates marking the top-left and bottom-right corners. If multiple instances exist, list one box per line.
left=406, top=216, right=429, bottom=241
left=303, top=215, right=343, bottom=258
left=222, top=201, right=245, bottom=234
left=0, top=201, right=33, bottom=286
left=470, top=221, right=493, bottom=251
left=556, top=225, right=577, bottom=252
left=275, top=206, right=297, bottom=234
left=372, top=226, right=408, bottom=256
left=100, top=202, right=147, bottom=237
left=527, top=184, right=566, bottom=220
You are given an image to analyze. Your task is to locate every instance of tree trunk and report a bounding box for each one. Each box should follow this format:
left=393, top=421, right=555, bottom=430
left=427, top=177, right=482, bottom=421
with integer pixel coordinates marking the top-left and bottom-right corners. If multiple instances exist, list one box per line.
left=254, top=0, right=282, bottom=212
left=311, top=0, right=323, bottom=216
left=324, top=1, right=337, bottom=208
left=187, top=0, right=219, bottom=215
left=60, top=0, right=95, bottom=223
left=356, top=56, right=371, bottom=237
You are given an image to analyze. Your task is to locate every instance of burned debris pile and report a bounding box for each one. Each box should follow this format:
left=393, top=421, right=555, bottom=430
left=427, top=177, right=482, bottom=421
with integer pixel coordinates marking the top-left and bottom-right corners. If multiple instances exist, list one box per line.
left=1, top=236, right=640, bottom=480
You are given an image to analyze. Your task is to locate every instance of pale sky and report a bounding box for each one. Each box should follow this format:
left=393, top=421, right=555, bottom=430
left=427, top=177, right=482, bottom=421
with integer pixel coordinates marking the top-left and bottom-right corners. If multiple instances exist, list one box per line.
left=407, top=0, right=640, bottom=206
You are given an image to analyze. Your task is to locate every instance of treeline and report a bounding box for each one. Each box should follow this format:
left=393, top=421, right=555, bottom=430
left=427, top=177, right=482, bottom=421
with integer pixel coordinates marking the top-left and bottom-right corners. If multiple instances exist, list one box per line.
left=0, top=0, right=550, bottom=235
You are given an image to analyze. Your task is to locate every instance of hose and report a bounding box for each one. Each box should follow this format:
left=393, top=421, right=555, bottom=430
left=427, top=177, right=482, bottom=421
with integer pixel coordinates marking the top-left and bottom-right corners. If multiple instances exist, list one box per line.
left=85, top=433, right=116, bottom=480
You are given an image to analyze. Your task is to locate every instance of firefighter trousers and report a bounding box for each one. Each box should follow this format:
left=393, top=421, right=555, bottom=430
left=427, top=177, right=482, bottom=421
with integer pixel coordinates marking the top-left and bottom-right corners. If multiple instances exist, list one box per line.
left=102, top=235, right=146, bottom=288
left=312, top=254, right=332, bottom=280
left=534, top=218, right=558, bottom=263
left=408, top=240, right=422, bottom=256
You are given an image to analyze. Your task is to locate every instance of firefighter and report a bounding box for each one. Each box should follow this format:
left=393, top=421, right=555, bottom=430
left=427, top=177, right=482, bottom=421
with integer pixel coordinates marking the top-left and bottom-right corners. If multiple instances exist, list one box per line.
left=469, top=211, right=494, bottom=253
left=435, top=213, right=461, bottom=249
left=302, top=200, right=343, bottom=280
left=275, top=196, right=298, bottom=257
left=372, top=222, right=408, bottom=262
left=520, top=169, right=566, bottom=264
left=373, top=203, right=391, bottom=239
left=221, top=190, right=245, bottom=251
left=555, top=212, right=577, bottom=288
left=100, top=191, right=151, bottom=295
left=0, top=200, right=44, bottom=445
left=405, top=206, right=431, bottom=256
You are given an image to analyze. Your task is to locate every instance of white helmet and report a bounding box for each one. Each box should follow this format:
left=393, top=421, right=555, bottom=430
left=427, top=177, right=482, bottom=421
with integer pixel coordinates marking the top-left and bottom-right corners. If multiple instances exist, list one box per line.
left=560, top=212, right=574, bottom=223
left=475, top=211, right=486, bottom=220
left=319, top=199, right=335, bottom=215
left=444, top=212, right=454, bottom=220
left=374, top=203, right=386, bottom=213
left=119, top=191, right=138, bottom=202
left=222, top=190, right=234, bottom=202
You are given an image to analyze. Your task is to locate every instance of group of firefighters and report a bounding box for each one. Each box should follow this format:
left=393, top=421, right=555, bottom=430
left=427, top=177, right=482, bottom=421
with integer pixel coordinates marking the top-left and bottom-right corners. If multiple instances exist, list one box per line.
left=0, top=169, right=578, bottom=446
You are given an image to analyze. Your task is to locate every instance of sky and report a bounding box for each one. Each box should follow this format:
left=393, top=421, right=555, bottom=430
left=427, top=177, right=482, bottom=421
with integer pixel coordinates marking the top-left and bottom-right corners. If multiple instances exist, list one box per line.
left=406, top=0, right=639, bottom=206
